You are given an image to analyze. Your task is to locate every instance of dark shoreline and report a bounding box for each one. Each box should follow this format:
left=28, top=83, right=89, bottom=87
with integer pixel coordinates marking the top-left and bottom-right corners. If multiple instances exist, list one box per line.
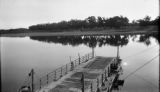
left=0, top=30, right=158, bottom=37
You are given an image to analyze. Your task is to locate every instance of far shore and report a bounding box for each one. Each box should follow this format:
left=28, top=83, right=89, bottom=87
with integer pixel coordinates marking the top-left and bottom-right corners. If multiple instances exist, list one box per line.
left=0, top=29, right=158, bottom=37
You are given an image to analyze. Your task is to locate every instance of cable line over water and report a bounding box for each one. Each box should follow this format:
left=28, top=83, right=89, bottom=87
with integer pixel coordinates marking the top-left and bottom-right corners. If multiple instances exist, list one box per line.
left=133, top=73, right=159, bottom=89
left=124, top=54, right=159, bottom=80
left=122, top=45, right=158, bottom=60
left=122, top=68, right=159, bottom=89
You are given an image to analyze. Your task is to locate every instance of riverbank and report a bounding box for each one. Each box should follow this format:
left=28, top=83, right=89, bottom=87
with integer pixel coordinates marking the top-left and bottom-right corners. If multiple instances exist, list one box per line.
left=0, top=27, right=158, bottom=37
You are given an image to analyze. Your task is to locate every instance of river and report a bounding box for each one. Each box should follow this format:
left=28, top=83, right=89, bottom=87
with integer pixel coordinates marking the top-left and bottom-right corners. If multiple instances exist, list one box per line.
left=1, top=33, right=159, bottom=92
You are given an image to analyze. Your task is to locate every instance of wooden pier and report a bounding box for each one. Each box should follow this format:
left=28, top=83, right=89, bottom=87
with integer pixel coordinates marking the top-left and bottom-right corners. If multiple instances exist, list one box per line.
left=42, top=56, right=121, bottom=92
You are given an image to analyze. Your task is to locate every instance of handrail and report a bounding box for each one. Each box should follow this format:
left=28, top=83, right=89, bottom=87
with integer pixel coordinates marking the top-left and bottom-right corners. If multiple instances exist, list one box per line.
left=34, top=52, right=94, bottom=91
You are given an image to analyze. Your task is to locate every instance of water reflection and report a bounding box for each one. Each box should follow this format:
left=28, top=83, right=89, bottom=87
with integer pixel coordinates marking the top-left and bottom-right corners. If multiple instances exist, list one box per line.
left=30, top=33, right=159, bottom=48
left=137, top=33, right=159, bottom=46
left=30, top=35, right=129, bottom=48
left=111, top=60, right=124, bottom=91
left=1, top=33, right=159, bottom=92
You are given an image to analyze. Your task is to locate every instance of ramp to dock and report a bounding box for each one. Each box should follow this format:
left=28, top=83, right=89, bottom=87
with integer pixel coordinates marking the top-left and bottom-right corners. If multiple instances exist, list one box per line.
left=39, top=56, right=116, bottom=92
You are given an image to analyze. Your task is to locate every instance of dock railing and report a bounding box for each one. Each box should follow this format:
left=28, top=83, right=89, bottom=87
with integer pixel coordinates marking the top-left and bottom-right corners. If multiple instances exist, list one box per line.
left=34, top=52, right=94, bottom=91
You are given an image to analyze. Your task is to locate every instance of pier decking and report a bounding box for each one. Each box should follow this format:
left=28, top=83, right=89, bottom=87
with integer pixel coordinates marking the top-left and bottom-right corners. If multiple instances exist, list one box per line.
left=44, top=56, right=119, bottom=92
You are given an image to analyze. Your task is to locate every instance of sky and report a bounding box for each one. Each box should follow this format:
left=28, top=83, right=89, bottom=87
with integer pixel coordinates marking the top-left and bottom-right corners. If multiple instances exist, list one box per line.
left=0, top=0, right=159, bottom=29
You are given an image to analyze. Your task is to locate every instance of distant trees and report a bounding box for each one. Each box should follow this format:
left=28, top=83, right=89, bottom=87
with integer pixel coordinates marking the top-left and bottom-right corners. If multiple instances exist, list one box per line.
left=28, top=15, right=159, bottom=31
left=135, top=16, right=159, bottom=26
left=1, top=15, right=158, bottom=34
left=85, top=16, right=97, bottom=28
left=0, top=28, right=28, bottom=34
left=152, top=16, right=159, bottom=25
left=29, top=15, right=130, bottom=31
left=97, top=16, right=105, bottom=27
left=137, top=16, right=151, bottom=26
left=130, top=20, right=139, bottom=26
left=105, top=16, right=129, bottom=28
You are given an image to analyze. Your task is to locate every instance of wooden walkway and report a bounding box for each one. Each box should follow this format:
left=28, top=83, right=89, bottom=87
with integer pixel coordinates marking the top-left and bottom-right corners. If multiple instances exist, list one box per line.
left=47, top=56, right=119, bottom=92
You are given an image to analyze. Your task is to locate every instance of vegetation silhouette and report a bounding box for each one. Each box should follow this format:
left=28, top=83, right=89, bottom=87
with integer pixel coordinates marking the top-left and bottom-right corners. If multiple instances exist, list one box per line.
left=30, top=33, right=159, bottom=48
left=0, top=15, right=158, bottom=34
left=30, top=35, right=129, bottom=48
left=28, top=16, right=159, bottom=32
left=137, top=33, right=159, bottom=46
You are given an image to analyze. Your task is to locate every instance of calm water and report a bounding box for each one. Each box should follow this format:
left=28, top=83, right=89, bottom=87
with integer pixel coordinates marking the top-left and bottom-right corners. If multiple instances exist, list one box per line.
left=1, top=33, right=159, bottom=92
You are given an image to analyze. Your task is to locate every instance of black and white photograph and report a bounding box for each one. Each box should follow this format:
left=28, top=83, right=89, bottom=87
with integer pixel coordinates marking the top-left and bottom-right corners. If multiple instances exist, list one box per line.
left=0, top=0, right=159, bottom=92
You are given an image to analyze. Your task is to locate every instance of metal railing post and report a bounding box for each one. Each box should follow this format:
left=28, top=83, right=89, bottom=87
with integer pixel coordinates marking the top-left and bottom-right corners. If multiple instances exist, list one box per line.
left=70, top=56, right=74, bottom=71
left=40, top=79, right=41, bottom=89
left=70, top=61, right=74, bottom=71
left=88, top=53, right=89, bottom=60
left=78, top=53, right=81, bottom=65
left=60, top=67, right=63, bottom=77
left=97, top=78, right=100, bottom=92
left=30, top=52, right=96, bottom=91
left=54, top=71, right=56, bottom=81
left=81, top=73, right=85, bottom=92
left=47, top=74, right=48, bottom=84
left=86, top=54, right=87, bottom=61
left=105, top=69, right=107, bottom=80
left=90, top=82, right=93, bottom=92
left=66, top=64, right=68, bottom=74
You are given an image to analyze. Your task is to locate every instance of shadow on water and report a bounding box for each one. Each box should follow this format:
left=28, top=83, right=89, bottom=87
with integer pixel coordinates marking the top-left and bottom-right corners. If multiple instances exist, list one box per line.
left=110, top=59, right=125, bottom=91
left=29, top=33, right=159, bottom=48
left=137, top=33, right=159, bottom=46
left=30, top=35, right=129, bottom=48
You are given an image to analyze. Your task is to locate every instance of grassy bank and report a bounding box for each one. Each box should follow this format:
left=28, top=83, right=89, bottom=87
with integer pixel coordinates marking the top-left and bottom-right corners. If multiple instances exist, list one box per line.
left=0, top=26, right=158, bottom=37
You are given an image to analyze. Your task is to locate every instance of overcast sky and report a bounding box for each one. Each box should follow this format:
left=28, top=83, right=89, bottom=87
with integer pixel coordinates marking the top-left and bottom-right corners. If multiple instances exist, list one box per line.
left=0, top=0, right=159, bottom=29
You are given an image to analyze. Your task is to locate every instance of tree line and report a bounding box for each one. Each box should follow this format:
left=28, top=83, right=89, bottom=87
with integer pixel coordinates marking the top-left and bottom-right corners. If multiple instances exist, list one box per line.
left=29, top=15, right=159, bottom=31
left=0, top=15, right=159, bottom=34
left=131, top=16, right=159, bottom=26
